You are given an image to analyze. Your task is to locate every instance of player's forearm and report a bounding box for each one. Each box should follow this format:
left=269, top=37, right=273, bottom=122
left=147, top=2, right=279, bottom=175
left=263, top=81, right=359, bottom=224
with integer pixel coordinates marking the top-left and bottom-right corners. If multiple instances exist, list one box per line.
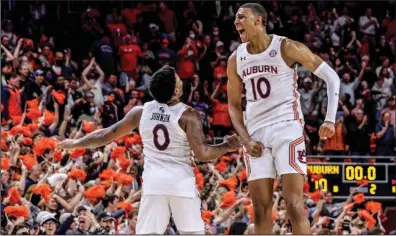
left=376, top=127, right=387, bottom=139
left=196, top=143, right=232, bottom=161
left=229, top=105, right=251, bottom=142
left=74, top=128, right=113, bottom=149
left=313, top=62, right=340, bottom=123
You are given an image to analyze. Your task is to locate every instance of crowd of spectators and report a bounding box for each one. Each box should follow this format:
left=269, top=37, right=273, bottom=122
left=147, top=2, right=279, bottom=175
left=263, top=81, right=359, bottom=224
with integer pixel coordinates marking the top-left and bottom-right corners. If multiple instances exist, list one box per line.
left=1, top=1, right=395, bottom=235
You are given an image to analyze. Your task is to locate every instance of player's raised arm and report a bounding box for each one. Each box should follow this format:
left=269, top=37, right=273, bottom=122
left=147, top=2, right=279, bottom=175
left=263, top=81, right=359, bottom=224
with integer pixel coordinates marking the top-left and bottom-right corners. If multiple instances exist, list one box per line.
left=59, top=106, right=143, bottom=149
left=183, top=108, right=241, bottom=161
left=227, top=52, right=263, bottom=157
left=281, top=39, right=341, bottom=139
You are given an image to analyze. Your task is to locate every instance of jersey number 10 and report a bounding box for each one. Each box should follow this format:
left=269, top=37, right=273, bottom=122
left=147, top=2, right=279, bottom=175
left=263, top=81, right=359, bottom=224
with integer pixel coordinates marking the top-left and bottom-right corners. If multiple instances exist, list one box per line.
left=250, top=77, right=271, bottom=100
left=153, top=124, right=170, bottom=150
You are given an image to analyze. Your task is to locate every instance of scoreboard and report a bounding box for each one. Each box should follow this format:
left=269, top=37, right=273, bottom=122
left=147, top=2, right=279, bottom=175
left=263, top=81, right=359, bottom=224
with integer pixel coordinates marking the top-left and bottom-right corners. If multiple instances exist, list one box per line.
left=308, top=162, right=396, bottom=200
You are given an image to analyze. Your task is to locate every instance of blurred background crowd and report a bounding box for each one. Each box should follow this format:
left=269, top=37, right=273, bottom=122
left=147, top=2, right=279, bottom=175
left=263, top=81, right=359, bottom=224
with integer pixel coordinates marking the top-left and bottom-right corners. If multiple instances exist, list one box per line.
left=0, top=1, right=395, bottom=235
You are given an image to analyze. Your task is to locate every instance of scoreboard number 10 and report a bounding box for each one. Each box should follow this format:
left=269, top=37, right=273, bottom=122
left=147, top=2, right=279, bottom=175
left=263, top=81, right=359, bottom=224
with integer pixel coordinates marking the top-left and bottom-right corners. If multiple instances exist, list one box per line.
left=314, top=178, right=328, bottom=192
left=345, top=166, right=376, bottom=181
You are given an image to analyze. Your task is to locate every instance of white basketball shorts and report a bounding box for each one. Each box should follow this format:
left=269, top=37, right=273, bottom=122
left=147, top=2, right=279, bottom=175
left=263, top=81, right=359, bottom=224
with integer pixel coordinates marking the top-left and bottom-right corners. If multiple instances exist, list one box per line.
left=136, top=194, right=205, bottom=234
left=244, top=119, right=307, bottom=181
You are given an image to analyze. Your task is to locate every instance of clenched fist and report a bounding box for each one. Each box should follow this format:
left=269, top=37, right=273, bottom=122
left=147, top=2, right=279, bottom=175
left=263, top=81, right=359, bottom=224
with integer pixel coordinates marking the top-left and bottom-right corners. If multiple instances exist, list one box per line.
left=243, top=138, right=264, bottom=158
left=224, top=134, right=242, bottom=152
left=319, top=121, right=335, bottom=140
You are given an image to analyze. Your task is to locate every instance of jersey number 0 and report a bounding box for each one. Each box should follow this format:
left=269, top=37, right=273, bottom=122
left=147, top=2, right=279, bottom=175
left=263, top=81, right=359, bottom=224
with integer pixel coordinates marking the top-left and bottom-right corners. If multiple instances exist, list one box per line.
left=250, top=77, right=271, bottom=100
left=153, top=124, right=170, bottom=150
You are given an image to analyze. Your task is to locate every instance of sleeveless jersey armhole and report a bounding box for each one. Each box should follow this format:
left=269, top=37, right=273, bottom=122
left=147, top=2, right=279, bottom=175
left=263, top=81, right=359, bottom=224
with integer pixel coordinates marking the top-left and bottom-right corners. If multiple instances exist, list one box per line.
left=174, top=105, right=191, bottom=133
left=138, top=101, right=151, bottom=131
left=235, top=45, right=242, bottom=77
left=278, top=37, right=298, bottom=73
left=175, top=105, right=190, bottom=121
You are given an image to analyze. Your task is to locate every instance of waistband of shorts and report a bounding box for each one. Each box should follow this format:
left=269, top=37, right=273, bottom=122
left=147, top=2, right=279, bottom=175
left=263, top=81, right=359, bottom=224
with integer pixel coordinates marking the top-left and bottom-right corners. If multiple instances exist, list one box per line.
left=249, top=118, right=304, bottom=134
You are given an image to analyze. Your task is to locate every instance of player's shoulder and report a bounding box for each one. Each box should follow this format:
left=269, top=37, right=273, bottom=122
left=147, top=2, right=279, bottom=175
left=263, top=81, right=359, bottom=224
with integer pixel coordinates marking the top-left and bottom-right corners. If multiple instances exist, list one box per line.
left=128, top=105, right=144, bottom=115
left=178, top=107, right=200, bottom=131
left=180, top=107, right=202, bottom=124
left=228, top=50, right=237, bottom=64
left=280, top=37, right=306, bottom=55
left=228, top=43, right=246, bottom=64
left=125, top=105, right=144, bottom=125
left=180, top=106, right=199, bottom=120
left=227, top=49, right=241, bottom=71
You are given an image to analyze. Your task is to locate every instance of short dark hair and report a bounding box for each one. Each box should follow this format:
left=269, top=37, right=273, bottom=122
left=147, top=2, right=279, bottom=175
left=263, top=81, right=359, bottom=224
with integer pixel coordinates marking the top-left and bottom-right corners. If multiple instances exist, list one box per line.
left=70, top=77, right=78, bottom=82
left=149, top=65, right=176, bottom=103
left=240, top=3, right=267, bottom=26
left=102, top=194, right=117, bottom=208
left=5, top=72, right=18, bottom=81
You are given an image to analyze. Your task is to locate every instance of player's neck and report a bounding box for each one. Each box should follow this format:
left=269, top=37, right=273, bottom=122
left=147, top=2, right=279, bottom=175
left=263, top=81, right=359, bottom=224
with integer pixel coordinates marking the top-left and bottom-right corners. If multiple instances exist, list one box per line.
left=248, top=30, right=272, bottom=54
left=167, top=98, right=180, bottom=106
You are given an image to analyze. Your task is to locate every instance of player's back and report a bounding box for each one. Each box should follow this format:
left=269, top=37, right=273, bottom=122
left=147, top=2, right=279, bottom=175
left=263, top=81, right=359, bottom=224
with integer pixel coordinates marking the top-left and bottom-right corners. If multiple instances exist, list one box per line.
left=236, top=34, right=303, bottom=135
left=139, top=100, right=196, bottom=197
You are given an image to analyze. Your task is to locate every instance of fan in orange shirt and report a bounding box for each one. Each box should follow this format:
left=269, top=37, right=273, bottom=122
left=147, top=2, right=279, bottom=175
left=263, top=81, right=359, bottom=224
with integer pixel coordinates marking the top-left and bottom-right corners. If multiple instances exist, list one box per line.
left=213, top=56, right=228, bottom=92
left=119, top=35, right=142, bottom=84
left=107, top=16, right=127, bottom=48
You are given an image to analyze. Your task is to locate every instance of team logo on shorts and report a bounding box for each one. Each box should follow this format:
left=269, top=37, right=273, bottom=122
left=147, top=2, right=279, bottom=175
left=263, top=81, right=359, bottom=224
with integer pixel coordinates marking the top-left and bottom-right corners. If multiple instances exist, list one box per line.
left=297, top=150, right=307, bottom=164
left=269, top=50, right=277, bottom=57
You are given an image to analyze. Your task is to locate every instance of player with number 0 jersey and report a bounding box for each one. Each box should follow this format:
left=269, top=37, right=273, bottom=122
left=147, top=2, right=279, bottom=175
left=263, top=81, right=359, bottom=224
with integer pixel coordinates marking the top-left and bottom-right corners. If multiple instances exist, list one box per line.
left=59, top=66, right=241, bottom=234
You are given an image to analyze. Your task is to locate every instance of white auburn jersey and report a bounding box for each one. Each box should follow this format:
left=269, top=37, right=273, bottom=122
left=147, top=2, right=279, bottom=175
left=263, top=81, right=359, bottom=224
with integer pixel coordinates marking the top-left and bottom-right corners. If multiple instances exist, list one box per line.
left=236, top=34, right=304, bottom=134
left=139, top=101, right=197, bottom=197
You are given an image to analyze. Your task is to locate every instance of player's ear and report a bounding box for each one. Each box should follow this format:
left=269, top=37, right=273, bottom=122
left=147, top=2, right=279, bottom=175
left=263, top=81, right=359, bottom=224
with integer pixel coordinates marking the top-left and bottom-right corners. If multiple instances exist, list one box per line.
left=174, top=86, right=180, bottom=96
left=255, top=15, right=262, bottom=26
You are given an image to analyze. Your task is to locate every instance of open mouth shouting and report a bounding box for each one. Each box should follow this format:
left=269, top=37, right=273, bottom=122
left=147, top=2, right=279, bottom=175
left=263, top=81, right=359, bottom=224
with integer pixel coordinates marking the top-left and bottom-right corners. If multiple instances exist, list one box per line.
left=237, top=28, right=247, bottom=42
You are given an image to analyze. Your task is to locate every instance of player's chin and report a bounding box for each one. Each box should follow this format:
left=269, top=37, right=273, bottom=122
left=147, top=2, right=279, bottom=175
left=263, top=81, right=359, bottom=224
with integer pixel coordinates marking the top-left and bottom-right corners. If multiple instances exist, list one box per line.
left=240, top=36, right=248, bottom=43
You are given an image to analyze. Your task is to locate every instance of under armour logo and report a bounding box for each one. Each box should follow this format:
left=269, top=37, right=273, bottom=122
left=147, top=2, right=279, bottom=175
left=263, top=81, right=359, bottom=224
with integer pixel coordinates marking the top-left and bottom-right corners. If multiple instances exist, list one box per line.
left=240, top=56, right=246, bottom=61
left=297, top=150, right=307, bottom=164
left=159, top=107, right=165, bottom=113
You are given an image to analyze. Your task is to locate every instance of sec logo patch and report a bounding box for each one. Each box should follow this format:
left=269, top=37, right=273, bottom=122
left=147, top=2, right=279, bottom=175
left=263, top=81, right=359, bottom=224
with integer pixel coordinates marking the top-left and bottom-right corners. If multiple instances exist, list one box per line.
left=269, top=50, right=277, bottom=57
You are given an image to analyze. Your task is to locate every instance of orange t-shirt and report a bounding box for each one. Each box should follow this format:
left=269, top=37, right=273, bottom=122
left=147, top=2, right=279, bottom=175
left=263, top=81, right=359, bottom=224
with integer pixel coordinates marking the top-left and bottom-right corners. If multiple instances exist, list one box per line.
left=323, top=124, right=345, bottom=151
left=360, top=42, right=370, bottom=57
left=119, top=44, right=142, bottom=73
left=107, top=23, right=127, bottom=47
left=7, top=88, right=22, bottom=124
left=213, top=65, right=226, bottom=80
left=212, top=100, right=231, bottom=127
left=213, top=65, right=228, bottom=92
left=45, top=51, right=55, bottom=65
left=158, top=9, right=176, bottom=33
left=121, top=8, right=140, bottom=25
left=177, top=45, right=197, bottom=79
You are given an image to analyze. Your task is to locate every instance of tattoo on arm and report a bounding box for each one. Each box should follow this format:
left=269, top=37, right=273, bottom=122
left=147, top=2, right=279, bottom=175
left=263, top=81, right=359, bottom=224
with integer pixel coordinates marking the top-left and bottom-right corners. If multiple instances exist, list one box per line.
left=76, top=106, right=143, bottom=149
left=77, top=129, right=109, bottom=149
left=186, top=109, right=230, bottom=161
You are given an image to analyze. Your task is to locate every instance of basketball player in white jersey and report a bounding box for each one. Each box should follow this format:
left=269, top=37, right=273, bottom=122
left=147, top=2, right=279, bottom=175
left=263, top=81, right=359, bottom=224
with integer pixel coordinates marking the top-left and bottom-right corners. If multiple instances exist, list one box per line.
left=59, top=66, right=241, bottom=234
left=227, top=3, right=340, bottom=234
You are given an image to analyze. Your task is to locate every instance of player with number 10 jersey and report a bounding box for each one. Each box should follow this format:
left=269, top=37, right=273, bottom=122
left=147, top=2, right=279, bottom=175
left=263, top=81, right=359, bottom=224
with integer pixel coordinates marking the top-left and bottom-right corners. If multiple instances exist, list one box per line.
left=236, top=34, right=303, bottom=134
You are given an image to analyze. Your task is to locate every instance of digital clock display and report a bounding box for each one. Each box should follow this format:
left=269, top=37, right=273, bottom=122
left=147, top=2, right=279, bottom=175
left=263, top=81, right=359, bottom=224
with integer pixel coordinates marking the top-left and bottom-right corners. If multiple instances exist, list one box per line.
left=343, top=165, right=388, bottom=182
left=307, top=163, right=395, bottom=199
